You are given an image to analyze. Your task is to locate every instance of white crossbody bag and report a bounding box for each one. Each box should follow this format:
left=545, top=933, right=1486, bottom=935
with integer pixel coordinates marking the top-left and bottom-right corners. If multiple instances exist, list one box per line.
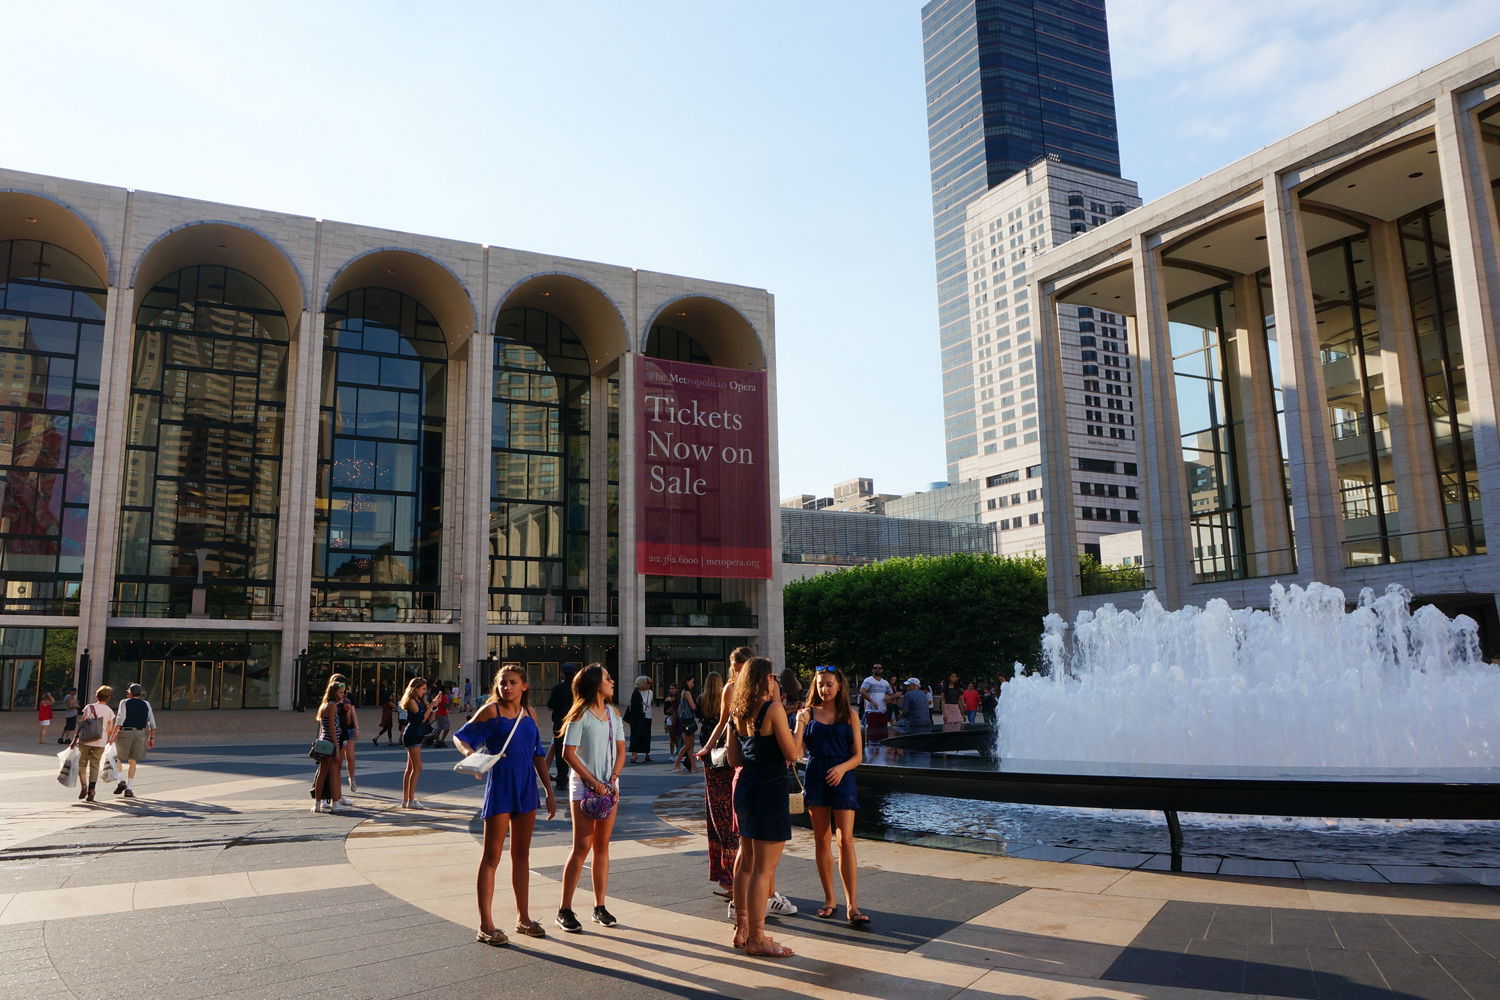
left=453, top=709, right=528, bottom=777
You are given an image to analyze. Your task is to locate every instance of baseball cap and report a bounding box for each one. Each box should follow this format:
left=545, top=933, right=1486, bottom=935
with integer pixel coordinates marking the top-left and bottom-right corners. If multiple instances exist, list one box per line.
left=904, top=677, right=920, bottom=687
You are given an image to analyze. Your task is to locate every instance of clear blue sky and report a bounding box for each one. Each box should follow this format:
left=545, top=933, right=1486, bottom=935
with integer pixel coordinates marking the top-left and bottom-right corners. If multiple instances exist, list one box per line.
left=9, top=2, right=1500, bottom=498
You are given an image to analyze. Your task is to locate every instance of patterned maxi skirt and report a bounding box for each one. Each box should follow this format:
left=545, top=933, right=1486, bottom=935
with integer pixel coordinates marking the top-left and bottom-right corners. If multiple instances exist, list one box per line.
left=704, top=764, right=738, bottom=889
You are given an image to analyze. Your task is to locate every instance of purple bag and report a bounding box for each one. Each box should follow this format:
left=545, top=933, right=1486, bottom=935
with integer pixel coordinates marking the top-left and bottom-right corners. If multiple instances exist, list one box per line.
left=579, top=709, right=618, bottom=820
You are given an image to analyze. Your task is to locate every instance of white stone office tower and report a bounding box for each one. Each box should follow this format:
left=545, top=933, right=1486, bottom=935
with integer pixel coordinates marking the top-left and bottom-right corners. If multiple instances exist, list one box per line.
left=0, top=167, right=782, bottom=711
left=1031, top=36, right=1500, bottom=641
left=958, top=159, right=1141, bottom=559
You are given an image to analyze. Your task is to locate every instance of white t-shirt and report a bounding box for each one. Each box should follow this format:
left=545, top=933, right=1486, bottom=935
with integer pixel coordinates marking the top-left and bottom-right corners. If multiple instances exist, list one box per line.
left=563, top=705, right=623, bottom=783
left=859, top=676, right=893, bottom=714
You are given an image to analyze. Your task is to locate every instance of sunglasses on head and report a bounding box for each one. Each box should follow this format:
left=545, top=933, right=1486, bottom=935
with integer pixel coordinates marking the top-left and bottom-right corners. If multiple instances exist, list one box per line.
left=814, top=665, right=839, bottom=673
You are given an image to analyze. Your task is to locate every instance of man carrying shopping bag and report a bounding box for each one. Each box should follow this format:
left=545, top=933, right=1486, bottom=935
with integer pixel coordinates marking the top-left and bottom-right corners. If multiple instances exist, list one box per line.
left=109, top=683, right=156, bottom=798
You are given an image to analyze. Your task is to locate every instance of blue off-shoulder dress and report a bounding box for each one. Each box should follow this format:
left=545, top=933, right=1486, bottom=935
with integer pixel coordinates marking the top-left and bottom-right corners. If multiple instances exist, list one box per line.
left=453, top=710, right=544, bottom=818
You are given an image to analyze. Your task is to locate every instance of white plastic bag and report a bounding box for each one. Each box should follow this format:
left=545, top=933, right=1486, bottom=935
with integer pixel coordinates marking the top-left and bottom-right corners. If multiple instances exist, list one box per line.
left=100, top=744, right=120, bottom=785
left=56, top=746, right=78, bottom=789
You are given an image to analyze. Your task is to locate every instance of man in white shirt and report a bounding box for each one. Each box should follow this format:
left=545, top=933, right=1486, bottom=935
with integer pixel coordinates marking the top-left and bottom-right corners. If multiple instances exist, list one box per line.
left=109, top=683, right=157, bottom=798
left=858, top=664, right=893, bottom=741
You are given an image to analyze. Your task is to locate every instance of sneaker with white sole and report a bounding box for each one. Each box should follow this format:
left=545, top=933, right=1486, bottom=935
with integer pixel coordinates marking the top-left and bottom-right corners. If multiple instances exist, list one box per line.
left=310, top=801, right=323, bottom=813
left=726, top=901, right=736, bottom=921
left=556, top=908, right=583, bottom=933
left=767, top=892, right=798, bottom=917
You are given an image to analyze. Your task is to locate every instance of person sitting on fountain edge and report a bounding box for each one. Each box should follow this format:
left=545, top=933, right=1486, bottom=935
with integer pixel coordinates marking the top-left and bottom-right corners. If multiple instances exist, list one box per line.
left=894, top=678, right=932, bottom=733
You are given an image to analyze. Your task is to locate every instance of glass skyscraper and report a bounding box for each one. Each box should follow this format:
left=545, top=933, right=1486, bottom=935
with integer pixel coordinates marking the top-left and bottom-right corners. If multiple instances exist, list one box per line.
left=923, top=0, right=1121, bottom=478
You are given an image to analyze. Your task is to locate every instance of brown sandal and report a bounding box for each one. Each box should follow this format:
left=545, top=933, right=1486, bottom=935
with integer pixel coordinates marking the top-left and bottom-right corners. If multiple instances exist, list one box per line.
left=745, top=936, right=794, bottom=958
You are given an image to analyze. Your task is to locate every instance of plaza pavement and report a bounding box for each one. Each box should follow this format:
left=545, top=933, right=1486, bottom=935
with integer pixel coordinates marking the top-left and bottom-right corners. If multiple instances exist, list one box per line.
left=1, top=711, right=1499, bottom=999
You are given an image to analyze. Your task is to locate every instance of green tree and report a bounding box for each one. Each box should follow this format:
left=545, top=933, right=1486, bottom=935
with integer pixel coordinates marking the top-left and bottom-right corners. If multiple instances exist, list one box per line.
left=783, top=552, right=1047, bottom=680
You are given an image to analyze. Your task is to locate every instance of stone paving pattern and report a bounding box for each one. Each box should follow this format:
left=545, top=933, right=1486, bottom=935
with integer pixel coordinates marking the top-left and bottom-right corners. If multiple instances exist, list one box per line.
left=1, top=711, right=1499, bottom=998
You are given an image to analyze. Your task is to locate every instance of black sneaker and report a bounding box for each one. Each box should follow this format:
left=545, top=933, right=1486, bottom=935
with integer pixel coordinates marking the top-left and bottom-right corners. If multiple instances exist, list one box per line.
left=113, top=781, right=127, bottom=795
left=556, top=908, right=582, bottom=933
left=592, top=905, right=617, bottom=928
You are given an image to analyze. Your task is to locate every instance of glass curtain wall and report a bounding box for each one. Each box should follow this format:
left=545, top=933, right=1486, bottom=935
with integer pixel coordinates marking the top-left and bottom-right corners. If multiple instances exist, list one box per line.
left=1399, top=204, right=1484, bottom=555
left=117, top=266, right=288, bottom=617
left=1169, top=286, right=1248, bottom=581
left=490, top=308, right=591, bottom=622
left=1306, top=237, right=1396, bottom=565
left=0, top=241, right=103, bottom=615
left=314, top=289, right=447, bottom=618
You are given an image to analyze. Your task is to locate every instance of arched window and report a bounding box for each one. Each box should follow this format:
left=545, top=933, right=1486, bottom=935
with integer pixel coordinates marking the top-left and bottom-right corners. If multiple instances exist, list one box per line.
left=117, top=265, right=288, bottom=617
left=314, top=288, right=447, bottom=617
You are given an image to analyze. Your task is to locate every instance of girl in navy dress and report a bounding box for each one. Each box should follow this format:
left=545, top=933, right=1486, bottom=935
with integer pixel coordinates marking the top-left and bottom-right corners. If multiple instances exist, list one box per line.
left=727, top=656, right=800, bottom=958
left=796, top=666, right=869, bottom=925
left=453, top=664, right=557, bottom=946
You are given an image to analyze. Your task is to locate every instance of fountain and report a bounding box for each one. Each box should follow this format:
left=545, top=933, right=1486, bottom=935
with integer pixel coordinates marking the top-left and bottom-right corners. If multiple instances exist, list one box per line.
left=999, top=582, right=1500, bottom=769
left=859, top=582, right=1500, bottom=869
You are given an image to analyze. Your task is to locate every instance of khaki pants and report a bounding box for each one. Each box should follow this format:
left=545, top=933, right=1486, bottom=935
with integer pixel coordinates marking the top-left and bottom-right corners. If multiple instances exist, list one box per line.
left=77, top=744, right=105, bottom=786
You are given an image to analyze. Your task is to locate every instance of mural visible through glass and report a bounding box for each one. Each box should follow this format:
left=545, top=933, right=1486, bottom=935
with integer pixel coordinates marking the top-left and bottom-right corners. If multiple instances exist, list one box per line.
left=315, top=288, right=447, bottom=618
left=0, top=241, right=102, bottom=616
left=490, top=308, right=591, bottom=623
left=116, top=265, right=287, bottom=617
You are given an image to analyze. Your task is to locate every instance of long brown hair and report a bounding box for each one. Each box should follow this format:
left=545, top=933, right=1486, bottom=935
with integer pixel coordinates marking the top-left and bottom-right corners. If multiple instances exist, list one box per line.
left=808, top=666, right=853, bottom=726
left=728, top=657, right=775, bottom=726
left=317, top=678, right=346, bottom=718
left=399, top=676, right=427, bottom=713
left=561, top=663, right=608, bottom=730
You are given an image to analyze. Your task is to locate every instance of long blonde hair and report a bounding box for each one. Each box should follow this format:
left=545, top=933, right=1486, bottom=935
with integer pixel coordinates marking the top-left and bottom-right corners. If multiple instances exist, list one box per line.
left=728, top=657, right=774, bottom=726
left=318, top=678, right=347, bottom=718
left=399, top=676, right=428, bottom=713
left=700, top=671, right=725, bottom=721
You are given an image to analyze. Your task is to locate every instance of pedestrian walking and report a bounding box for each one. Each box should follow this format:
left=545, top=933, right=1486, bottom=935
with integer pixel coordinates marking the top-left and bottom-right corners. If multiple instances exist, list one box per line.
left=962, top=682, right=981, bottom=724
left=727, top=657, right=798, bottom=957
left=453, top=663, right=556, bottom=946
left=671, top=676, right=699, bottom=773
left=664, top=682, right=682, bottom=759
left=941, top=672, right=964, bottom=727
left=57, top=687, right=79, bottom=744
left=311, top=678, right=347, bottom=813
left=696, top=649, right=750, bottom=897
left=858, top=664, right=892, bottom=742
left=428, top=685, right=451, bottom=747
left=339, top=683, right=359, bottom=791
left=556, top=664, right=624, bottom=933
left=373, top=691, right=396, bottom=745
left=109, top=683, right=156, bottom=798
left=72, top=687, right=115, bottom=803
left=797, top=666, right=869, bottom=926
left=37, top=690, right=53, bottom=743
left=625, top=675, right=654, bottom=763
left=399, top=677, right=437, bottom=808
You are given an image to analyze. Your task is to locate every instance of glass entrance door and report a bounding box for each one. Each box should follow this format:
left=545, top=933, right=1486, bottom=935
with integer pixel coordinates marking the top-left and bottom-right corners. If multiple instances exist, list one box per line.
left=219, top=661, right=244, bottom=709
left=169, top=659, right=217, bottom=709
left=0, top=658, right=42, bottom=710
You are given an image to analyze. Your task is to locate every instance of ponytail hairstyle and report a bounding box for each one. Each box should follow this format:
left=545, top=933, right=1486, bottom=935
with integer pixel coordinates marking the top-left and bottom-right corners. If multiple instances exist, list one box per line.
left=728, top=657, right=775, bottom=726
left=808, top=666, right=853, bottom=726
left=484, top=662, right=529, bottom=709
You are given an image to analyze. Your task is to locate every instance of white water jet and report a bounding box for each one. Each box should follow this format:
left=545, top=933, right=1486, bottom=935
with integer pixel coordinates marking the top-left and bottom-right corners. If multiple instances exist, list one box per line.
left=995, top=582, right=1500, bottom=770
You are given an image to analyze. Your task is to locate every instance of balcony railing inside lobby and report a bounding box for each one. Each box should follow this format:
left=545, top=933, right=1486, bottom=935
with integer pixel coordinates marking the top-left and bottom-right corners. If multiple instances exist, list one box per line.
left=644, top=612, right=759, bottom=629
left=308, top=604, right=458, bottom=624
left=108, top=600, right=283, bottom=621
left=487, top=609, right=617, bottom=627
left=0, top=596, right=81, bottom=616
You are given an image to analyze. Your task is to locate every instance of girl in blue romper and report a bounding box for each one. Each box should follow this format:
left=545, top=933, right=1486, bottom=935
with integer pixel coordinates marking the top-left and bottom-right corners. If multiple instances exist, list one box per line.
left=453, top=664, right=557, bottom=946
left=796, top=666, right=870, bottom=925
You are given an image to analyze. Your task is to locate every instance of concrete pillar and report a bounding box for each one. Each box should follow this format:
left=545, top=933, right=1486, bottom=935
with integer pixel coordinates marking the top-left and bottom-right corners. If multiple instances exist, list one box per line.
left=587, top=369, right=609, bottom=632
left=1130, top=235, right=1192, bottom=608
left=77, top=279, right=134, bottom=691
left=759, top=301, right=785, bottom=668
left=1367, top=220, right=1446, bottom=561
left=1230, top=273, right=1294, bottom=576
left=1264, top=174, right=1344, bottom=583
left=617, top=347, right=644, bottom=690
left=1433, top=91, right=1500, bottom=557
left=274, top=304, right=322, bottom=708
left=459, top=319, right=494, bottom=692
left=1036, top=280, right=1079, bottom=616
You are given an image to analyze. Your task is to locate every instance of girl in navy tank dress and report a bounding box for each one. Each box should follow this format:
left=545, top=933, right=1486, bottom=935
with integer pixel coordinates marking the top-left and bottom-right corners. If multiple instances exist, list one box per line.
left=796, top=666, right=869, bottom=925
left=453, top=664, right=557, bottom=946
left=727, top=657, right=800, bottom=958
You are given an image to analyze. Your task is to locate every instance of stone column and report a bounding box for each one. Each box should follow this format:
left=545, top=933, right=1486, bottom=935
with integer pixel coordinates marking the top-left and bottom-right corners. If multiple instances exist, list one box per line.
left=274, top=304, right=322, bottom=709
left=77, top=280, right=134, bottom=690
left=616, top=347, right=644, bottom=689
left=1230, top=273, right=1294, bottom=576
left=1130, top=235, right=1192, bottom=609
left=758, top=301, right=785, bottom=668
left=1367, top=221, right=1446, bottom=561
left=1036, top=279, right=1079, bottom=616
left=1433, top=91, right=1500, bottom=557
left=587, top=369, right=609, bottom=633
left=460, top=321, right=494, bottom=689
left=1264, top=174, right=1344, bottom=583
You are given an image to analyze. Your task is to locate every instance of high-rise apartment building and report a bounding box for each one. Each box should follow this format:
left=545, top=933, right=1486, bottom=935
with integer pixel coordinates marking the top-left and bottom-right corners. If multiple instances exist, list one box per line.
left=922, top=0, right=1139, bottom=562
left=923, top=0, right=1120, bottom=479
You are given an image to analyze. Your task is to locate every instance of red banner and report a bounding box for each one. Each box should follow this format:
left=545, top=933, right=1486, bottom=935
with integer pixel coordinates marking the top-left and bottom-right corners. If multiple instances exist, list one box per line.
left=635, top=358, right=771, bottom=579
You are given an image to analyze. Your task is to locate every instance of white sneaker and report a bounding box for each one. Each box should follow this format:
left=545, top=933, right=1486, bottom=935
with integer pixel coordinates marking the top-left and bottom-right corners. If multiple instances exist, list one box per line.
left=767, top=893, right=798, bottom=917
left=406, top=799, right=425, bottom=809
left=348, top=778, right=357, bottom=792
left=726, top=901, right=736, bottom=921
left=327, top=800, right=345, bottom=813
left=310, top=801, right=323, bottom=813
